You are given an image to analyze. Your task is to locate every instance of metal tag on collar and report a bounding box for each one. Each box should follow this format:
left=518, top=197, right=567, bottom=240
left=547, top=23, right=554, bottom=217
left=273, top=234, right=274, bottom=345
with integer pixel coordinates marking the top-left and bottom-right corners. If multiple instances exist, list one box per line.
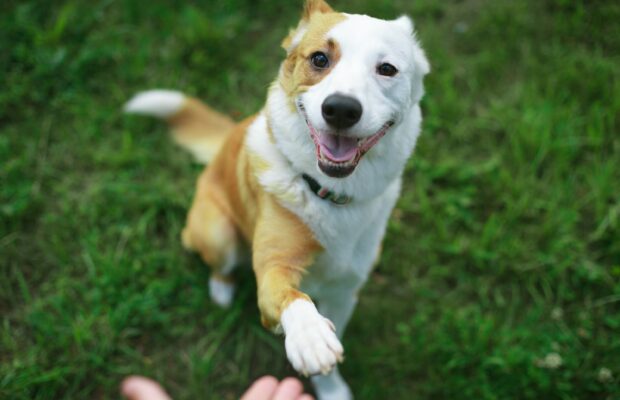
left=328, top=192, right=351, bottom=205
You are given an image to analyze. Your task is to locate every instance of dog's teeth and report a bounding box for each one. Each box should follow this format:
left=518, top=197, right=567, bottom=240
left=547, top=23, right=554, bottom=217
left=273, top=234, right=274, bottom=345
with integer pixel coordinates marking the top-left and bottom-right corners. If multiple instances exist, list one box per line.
left=318, top=149, right=358, bottom=168
left=320, top=157, right=356, bottom=168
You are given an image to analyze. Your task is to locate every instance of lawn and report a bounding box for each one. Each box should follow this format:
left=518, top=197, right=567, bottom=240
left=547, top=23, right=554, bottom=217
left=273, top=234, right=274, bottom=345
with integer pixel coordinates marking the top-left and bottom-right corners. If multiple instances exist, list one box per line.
left=1, top=0, right=619, bottom=399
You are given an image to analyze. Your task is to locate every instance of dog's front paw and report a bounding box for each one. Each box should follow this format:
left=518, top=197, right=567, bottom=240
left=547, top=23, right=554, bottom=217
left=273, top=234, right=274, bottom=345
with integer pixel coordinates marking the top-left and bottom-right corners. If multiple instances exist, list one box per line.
left=281, top=299, right=344, bottom=376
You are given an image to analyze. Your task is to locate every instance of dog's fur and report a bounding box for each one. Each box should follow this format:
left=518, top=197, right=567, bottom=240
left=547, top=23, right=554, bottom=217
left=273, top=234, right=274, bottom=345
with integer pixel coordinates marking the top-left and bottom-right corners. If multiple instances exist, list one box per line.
left=125, top=1, right=428, bottom=398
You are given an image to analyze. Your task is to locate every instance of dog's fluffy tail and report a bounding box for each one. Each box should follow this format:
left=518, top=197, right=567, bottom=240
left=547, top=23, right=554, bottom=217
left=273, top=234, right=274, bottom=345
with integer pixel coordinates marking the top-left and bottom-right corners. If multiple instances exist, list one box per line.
left=124, top=90, right=234, bottom=163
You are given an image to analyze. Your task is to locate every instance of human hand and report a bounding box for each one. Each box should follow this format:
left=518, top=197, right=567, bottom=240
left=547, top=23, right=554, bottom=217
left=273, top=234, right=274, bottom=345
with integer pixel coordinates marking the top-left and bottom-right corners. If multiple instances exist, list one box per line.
left=241, top=376, right=314, bottom=400
left=121, top=375, right=313, bottom=400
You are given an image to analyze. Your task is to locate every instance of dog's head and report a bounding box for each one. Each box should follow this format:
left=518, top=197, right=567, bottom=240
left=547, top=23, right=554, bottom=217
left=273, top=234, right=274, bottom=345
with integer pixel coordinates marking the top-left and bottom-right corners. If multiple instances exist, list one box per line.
left=277, top=0, right=429, bottom=179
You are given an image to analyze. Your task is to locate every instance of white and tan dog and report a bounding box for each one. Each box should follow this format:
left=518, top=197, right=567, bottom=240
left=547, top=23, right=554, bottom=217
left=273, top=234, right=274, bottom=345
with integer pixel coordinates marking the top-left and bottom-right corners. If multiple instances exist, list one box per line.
left=125, top=1, right=428, bottom=398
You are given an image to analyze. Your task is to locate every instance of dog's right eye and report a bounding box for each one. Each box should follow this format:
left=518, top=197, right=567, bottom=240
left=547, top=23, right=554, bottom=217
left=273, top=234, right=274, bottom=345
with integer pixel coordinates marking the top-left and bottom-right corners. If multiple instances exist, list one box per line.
left=377, top=63, right=398, bottom=77
left=310, top=52, right=329, bottom=69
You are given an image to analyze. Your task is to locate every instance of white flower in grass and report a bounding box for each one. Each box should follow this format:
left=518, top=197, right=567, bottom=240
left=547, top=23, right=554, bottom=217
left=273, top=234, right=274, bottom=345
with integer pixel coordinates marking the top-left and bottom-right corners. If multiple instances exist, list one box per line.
left=535, top=352, right=563, bottom=369
left=551, top=307, right=563, bottom=320
left=598, top=367, right=613, bottom=383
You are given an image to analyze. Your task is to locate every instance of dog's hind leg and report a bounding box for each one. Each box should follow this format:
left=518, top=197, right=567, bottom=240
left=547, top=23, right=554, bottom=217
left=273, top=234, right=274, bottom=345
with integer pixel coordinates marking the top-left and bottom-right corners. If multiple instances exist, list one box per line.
left=182, top=185, right=241, bottom=308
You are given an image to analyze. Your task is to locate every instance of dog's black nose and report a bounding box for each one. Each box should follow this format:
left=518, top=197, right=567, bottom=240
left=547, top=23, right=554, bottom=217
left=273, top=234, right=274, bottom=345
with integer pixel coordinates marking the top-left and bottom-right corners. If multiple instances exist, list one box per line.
left=321, top=94, right=362, bottom=129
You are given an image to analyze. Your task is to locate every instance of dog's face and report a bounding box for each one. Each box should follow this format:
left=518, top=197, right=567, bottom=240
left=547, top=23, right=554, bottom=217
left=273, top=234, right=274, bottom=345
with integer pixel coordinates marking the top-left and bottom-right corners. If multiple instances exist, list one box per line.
left=278, top=0, right=429, bottom=178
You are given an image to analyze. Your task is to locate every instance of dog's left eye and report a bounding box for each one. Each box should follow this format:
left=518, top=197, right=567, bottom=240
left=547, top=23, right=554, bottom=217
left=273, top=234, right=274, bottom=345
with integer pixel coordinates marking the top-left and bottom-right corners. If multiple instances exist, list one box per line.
left=377, top=63, right=398, bottom=77
left=310, top=52, right=330, bottom=69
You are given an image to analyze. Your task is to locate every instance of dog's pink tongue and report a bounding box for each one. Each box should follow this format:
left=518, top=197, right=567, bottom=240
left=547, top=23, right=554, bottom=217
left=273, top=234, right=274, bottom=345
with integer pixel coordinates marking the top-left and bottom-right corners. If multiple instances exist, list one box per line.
left=318, top=132, right=358, bottom=162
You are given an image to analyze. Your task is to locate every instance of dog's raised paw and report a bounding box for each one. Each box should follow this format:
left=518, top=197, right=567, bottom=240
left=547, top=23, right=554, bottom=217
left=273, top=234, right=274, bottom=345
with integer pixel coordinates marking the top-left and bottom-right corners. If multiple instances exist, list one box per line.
left=281, top=299, right=344, bottom=376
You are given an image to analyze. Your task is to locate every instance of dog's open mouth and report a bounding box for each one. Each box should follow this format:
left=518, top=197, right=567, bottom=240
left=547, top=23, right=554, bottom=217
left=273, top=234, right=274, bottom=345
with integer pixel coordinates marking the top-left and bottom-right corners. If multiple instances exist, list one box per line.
left=297, top=101, right=394, bottom=178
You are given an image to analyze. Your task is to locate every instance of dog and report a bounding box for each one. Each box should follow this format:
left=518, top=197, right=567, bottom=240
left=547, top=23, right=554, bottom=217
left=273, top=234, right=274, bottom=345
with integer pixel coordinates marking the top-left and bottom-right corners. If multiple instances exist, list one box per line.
left=124, top=0, right=429, bottom=398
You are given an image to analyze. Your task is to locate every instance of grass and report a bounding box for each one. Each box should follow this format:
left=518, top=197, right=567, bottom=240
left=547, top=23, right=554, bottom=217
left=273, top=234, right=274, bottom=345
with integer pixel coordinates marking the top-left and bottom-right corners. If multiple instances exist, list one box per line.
left=1, top=0, right=619, bottom=398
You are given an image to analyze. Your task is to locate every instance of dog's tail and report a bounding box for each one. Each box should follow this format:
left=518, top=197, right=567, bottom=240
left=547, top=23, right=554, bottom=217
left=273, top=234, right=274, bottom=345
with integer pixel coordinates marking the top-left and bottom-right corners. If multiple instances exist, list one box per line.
left=124, top=90, right=234, bottom=163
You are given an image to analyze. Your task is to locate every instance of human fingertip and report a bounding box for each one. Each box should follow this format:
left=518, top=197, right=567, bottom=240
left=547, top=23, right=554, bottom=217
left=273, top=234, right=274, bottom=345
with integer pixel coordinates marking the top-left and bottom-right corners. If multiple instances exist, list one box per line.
left=273, top=377, right=304, bottom=400
left=279, top=377, right=303, bottom=389
left=241, top=376, right=279, bottom=400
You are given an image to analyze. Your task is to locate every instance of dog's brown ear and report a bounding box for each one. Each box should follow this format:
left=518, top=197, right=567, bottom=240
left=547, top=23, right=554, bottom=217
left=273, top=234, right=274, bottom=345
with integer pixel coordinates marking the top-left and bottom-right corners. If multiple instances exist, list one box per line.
left=282, top=0, right=335, bottom=52
left=302, top=0, right=334, bottom=21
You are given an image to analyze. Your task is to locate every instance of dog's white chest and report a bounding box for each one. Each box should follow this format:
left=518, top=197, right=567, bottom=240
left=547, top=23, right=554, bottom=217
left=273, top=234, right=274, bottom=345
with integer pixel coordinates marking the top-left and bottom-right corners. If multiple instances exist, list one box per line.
left=295, top=180, right=400, bottom=297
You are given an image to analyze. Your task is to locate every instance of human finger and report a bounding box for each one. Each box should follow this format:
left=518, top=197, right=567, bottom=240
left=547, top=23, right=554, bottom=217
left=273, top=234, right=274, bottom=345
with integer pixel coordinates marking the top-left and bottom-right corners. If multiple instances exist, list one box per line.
left=272, top=377, right=304, bottom=400
left=121, top=376, right=172, bottom=400
left=240, top=375, right=279, bottom=400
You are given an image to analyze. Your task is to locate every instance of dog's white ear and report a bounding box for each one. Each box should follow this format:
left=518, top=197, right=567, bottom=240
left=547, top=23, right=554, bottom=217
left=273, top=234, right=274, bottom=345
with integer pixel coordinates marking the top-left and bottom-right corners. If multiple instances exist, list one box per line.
left=394, top=15, right=430, bottom=102
left=393, top=15, right=413, bottom=34
left=413, top=46, right=430, bottom=77
left=410, top=42, right=429, bottom=103
left=394, top=15, right=430, bottom=77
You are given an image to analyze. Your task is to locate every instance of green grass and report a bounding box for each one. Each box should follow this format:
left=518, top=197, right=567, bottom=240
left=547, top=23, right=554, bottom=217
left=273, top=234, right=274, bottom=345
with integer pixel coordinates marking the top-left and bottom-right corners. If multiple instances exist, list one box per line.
left=1, top=0, right=619, bottom=399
